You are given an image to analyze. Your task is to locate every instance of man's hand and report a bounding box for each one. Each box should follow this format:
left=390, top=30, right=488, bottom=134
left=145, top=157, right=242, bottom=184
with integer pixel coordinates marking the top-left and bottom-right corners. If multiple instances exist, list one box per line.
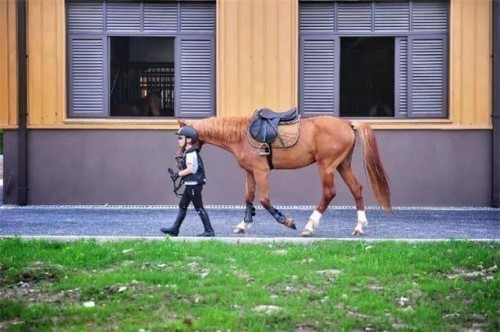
left=168, top=168, right=180, bottom=181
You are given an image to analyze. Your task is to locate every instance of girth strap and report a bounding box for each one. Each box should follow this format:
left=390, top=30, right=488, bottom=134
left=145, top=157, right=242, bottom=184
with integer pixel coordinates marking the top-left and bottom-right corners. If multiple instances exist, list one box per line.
left=266, top=145, right=274, bottom=170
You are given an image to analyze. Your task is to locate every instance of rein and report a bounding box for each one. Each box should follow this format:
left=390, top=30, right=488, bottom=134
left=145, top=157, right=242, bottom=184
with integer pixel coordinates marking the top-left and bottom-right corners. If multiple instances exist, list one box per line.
left=169, top=155, right=185, bottom=198
left=168, top=167, right=185, bottom=198
left=172, top=178, right=185, bottom=198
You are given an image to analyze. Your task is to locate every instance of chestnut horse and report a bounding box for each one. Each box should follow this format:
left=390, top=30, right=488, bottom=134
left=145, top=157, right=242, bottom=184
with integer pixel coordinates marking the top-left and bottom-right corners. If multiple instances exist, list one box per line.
left=179, top=116, right=391, bottom=237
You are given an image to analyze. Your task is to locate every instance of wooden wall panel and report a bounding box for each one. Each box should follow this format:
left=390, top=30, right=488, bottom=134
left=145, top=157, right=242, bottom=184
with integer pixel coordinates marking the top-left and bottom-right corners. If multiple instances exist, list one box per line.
left=474, top=0, right=492, bottom=126
left=449, top=0, right=492, bottom=128
left=0, top=0, right=18, bottom=128
left=1, top=0, right=492, bottom=130
left=217, top=0, right=298, bottom=117
left=27, top=0, right=65, bottom=128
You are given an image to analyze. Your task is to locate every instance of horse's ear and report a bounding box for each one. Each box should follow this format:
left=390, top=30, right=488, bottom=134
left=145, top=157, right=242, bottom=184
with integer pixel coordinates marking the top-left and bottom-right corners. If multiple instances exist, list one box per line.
left=178, top=119, right=187, bottom=128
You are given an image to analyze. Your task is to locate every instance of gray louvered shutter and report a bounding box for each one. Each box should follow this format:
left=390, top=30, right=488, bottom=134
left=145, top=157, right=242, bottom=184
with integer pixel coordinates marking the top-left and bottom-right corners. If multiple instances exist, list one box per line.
left=412, top=1, right=448, bottom=31
left=374, top=1, right=409, bottom=32
left=300, top=36, right=338, bottom=116
left=408, top=36, right=447, bottom=118
left=395, top=37, right=408, bottom=117
left=68, top=36, right=108, bottom=117
left=106, top=2, right=141, bottom=32
left=143, top=2, right=178, bottom=33
left=337, top=2, right=372, bottom=32
left=176, top=36, right=215, bottom=118
left=180, top=2, right=215, bottom=32
left=67, top=1, right=104, bottom=32
left=299, top=2, right=335, bottom=32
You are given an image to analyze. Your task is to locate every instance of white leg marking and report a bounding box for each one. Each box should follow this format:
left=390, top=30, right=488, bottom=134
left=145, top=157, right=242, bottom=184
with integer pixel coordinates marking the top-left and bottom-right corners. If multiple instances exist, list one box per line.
left=352, top=210, right=368, bottom=236
left=233, top=221, right=252, bottom=234
left=302, top=210, right=322, bottom=237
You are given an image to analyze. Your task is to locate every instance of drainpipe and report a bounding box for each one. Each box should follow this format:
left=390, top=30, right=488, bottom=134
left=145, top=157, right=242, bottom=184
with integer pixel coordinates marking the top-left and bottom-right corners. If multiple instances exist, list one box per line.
left=17, top=0, right=28, bottom=205
left=493, top=0, right=500, bottom=207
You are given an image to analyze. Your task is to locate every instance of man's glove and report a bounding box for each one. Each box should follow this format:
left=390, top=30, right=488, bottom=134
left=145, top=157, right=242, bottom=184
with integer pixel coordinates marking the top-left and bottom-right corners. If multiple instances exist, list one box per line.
left=168, top=168, right=180, bottom=181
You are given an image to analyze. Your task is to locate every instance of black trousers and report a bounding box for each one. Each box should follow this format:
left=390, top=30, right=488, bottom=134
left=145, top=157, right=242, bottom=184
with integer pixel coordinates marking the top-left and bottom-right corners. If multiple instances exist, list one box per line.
left=179, top=184, right=205, bottom=211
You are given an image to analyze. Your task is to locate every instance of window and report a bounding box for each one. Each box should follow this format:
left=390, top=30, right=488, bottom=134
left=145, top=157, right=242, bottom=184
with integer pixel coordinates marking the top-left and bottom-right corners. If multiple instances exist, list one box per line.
left=340, top=37, right=394, bottom=117
left=299, top=1, right=449, bottom=119
left=110, top=37, right=175, bottom=117
left=66, top=1, right=215, bottom=119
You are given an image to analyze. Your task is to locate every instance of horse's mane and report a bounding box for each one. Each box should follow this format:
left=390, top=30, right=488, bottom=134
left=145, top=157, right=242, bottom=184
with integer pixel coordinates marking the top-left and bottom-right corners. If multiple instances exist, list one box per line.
left=189, top=117, right=251, bottom=143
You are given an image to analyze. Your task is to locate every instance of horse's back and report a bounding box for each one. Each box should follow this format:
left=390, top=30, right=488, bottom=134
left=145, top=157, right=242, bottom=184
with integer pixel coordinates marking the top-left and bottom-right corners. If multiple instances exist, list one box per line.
left=302, top=116, right=355, bottom=144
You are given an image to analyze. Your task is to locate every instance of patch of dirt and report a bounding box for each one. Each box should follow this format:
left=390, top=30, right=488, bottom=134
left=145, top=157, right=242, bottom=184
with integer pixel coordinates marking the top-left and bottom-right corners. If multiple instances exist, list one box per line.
left=253, top=305, right=282, bottom=315
left=445, top=265, right=497, bottom=281
left=0, top=277, right=201, bottom=310
left=0, top=261, right=65, bottom=287
left=0, top=282, right=82, bottom=304
left=368, top=284, right=385, bottom=294
left=0, top=319, right=24, bottom=330
left=294, top=322, right=320, bottom=331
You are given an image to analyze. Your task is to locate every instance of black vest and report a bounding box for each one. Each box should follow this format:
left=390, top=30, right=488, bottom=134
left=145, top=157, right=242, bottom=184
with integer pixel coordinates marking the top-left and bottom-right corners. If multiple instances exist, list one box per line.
left=182, top=147, right=206, bottom=185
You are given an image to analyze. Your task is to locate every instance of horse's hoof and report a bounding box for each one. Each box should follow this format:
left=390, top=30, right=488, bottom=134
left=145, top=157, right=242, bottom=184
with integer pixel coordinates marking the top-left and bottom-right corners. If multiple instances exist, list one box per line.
left=351, top=229, right=364, bottom=236
left=233, top=227, right=245, bottom=234
left=302, top=229, right=313, bottom=237
left=283, top=218, right=296, bottom=230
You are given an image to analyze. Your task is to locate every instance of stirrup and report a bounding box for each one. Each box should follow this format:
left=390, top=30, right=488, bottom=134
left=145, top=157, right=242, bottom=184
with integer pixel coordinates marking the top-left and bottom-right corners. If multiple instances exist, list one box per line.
left=258, top=143, right=270, bottom=156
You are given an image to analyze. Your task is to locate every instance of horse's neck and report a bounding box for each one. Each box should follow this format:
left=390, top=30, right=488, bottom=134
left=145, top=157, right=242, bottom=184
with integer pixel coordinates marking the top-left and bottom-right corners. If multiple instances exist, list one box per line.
left=202, top=138, right=240, bottom=155
left=194, top=117, right=248, bottom=154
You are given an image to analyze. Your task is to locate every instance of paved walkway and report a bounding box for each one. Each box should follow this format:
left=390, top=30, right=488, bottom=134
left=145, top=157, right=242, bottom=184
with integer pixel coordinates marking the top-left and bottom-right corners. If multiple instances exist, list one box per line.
left=0, top=155, right=498, bottom=242
left=1, top=204, right=498, bottom=242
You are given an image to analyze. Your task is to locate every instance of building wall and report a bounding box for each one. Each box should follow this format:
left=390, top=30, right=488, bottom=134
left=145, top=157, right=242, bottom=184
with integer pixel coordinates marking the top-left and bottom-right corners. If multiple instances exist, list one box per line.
left=0, top=0, right=495, bottom=207
left=449, top=0, right=492, bottom=127
left=216, top=0, right=298, bottom=117
left=0, top=0, right=18, bottom=128
left=26, top=0, right=66, bottom=127
left=3, top=129, right=492, bottom=206
left=0, top=0, right=493, bottom=129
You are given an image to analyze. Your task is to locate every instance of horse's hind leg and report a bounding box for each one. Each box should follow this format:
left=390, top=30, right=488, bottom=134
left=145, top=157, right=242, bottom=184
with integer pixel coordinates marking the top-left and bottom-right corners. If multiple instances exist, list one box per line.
left=302, top=163, right=336, bottom=237
left=233, top=171, right=257, bottom=234
left=338, top=160, right=367, bottom=236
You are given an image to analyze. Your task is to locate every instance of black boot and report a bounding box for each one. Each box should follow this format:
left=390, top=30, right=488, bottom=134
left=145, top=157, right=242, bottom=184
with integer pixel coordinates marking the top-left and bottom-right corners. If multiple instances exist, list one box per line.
left=197, top=208, right=215, bottom=237
left=161, top=208, right=187, bottom=236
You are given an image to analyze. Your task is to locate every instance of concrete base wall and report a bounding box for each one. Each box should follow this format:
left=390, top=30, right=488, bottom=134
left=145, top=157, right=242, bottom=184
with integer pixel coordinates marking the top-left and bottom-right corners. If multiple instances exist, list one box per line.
left=3, top=129, right=493, bottom=206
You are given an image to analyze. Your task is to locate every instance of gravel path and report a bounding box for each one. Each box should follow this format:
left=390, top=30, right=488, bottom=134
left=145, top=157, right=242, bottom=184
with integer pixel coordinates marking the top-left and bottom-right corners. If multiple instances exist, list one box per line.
left=1, top=204, right=498, bottom=241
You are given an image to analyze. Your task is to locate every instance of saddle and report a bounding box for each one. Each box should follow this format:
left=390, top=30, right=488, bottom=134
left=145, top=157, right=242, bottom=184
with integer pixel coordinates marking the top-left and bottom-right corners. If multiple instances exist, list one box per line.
left=249, top=107, right=300, bottom=155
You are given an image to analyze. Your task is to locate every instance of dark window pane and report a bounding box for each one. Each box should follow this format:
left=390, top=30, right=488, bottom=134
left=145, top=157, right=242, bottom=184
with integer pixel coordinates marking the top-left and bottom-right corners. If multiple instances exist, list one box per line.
left=340, top=37, right=395, bottom=117
left=109, top=37, right=175, bottom=117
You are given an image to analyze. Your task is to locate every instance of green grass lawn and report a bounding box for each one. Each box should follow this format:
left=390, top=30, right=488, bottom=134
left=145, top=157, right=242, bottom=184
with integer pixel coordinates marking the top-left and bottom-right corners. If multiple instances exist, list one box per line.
left=0, top=238, right=498, bottom=331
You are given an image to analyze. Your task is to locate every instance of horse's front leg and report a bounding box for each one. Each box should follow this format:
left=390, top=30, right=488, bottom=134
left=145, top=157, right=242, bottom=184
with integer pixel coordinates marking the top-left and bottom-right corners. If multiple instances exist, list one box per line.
left=255, top=170, right=296, bottom=230
left=302, top=164, right=336, bottom=237
left=233, top=171, right=257, bottom=234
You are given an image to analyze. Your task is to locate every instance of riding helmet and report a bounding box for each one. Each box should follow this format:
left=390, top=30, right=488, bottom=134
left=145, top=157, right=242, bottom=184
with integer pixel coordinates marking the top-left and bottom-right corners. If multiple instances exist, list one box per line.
left=177, top=126, right=199, bottom=143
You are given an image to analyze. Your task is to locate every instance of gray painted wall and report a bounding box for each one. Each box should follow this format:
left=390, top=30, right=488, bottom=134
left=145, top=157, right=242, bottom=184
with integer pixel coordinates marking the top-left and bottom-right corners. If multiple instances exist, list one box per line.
left=3, top=129, right=492, bottom=207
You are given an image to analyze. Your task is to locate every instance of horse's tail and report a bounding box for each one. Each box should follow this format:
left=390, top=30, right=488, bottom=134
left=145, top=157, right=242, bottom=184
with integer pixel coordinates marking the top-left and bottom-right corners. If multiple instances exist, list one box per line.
left=351, top=121, right=392, bottom=212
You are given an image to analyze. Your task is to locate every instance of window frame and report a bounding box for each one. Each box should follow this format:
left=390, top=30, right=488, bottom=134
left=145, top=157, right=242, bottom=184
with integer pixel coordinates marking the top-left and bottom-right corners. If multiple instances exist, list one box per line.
left=66, top=0, right=216, bottom=119
left=298, top=0, right=449, bottom=119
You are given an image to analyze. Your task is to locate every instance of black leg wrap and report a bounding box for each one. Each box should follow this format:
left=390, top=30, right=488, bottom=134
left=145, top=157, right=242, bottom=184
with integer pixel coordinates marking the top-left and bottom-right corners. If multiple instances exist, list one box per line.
left=268, top=207, right=286, bottom=224
left=244, top=203, right=256, bottom=223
